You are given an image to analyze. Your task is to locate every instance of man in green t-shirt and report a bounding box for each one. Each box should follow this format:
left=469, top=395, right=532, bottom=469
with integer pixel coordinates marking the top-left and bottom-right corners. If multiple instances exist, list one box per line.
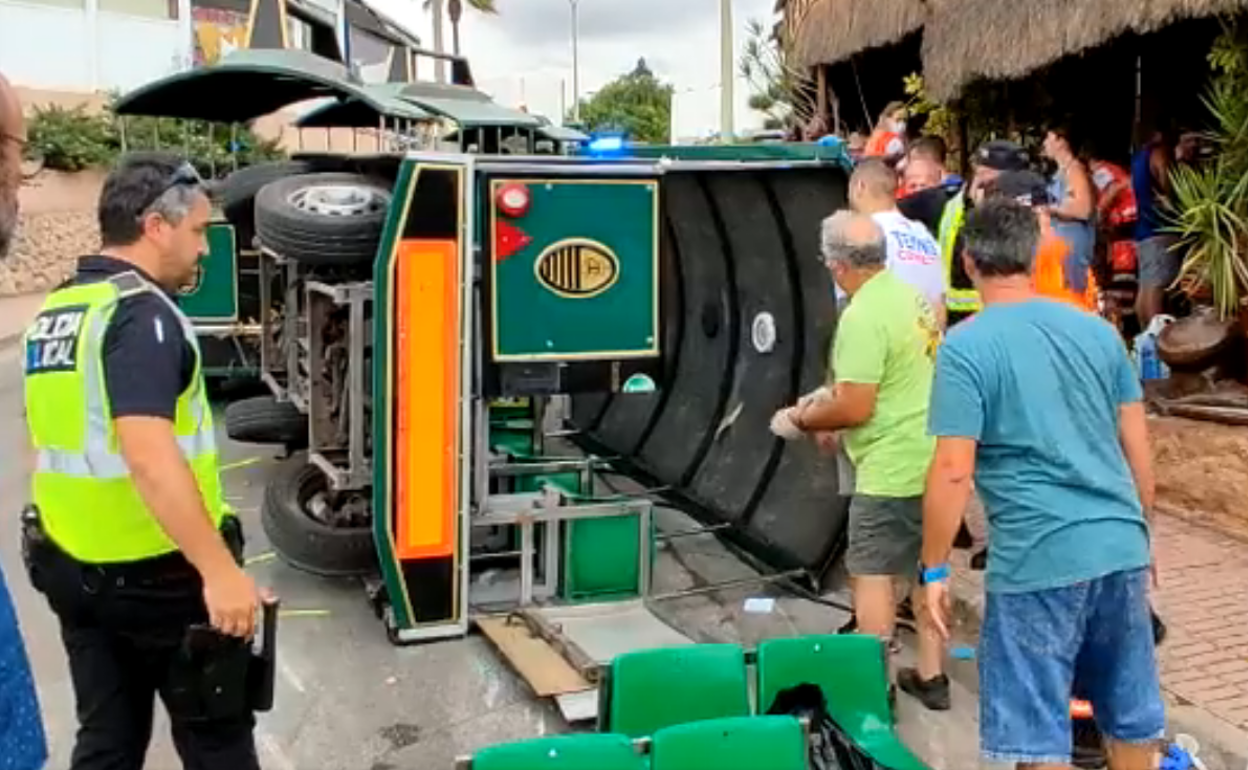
left=771, top=210, right=948, bottom=709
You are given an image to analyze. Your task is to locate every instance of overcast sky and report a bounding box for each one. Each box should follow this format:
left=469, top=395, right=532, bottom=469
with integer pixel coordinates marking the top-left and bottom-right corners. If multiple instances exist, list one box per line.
left=363, top=0, right=778, bottom=139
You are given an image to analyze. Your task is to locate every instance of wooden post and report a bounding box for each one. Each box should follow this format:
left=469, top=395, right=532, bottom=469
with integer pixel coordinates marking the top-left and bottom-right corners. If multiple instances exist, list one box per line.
left=816, top=65, right=828, bottom=126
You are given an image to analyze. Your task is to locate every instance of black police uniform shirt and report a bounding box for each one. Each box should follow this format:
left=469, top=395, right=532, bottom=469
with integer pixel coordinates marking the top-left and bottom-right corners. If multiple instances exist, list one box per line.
left=897, top=185, right=952, bottom=240
left=69, top=255, right=195, bottom=421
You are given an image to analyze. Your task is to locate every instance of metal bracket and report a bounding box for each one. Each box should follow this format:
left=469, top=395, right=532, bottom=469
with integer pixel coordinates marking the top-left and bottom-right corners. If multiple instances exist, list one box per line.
left=306, top=279, right=374, bottom=492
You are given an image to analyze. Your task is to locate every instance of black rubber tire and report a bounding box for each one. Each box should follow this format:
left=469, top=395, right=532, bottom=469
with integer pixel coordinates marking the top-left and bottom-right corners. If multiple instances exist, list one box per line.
left=224, top=395, right=307, bottom=447
left=217, top=161, right=313, bottom=249
left=261, top=454, right=377, bottom=577
left=254, top=173, right=391, bottom=266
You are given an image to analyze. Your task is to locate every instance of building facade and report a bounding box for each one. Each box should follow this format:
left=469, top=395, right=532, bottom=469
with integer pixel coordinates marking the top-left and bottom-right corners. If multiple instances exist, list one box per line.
left=0, top=0, right=411, bottom=104
left=0, top=0, right=193, bottom=96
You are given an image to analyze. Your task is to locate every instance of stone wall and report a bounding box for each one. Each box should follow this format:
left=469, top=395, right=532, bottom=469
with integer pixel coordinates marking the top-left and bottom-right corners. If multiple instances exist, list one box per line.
left=0, top=169, right=104, bottom=297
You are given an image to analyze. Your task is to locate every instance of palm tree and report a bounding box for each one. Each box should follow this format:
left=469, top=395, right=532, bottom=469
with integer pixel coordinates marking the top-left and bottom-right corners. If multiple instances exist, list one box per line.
left=424, top=0, right=497, bottom=62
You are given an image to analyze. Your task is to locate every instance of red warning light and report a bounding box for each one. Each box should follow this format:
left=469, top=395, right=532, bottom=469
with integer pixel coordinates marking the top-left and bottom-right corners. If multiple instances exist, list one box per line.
left=497, top=183, right=531, bottom=218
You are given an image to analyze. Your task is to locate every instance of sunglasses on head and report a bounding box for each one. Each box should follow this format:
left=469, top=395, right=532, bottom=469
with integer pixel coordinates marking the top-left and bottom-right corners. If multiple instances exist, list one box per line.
left=138, top=161, right=205, bottom=217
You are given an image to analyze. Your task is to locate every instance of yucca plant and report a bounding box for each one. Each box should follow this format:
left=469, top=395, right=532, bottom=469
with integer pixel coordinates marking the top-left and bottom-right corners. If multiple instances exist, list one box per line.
left=1169, top=161, right=1248, bottom=318
left=1169, top=22, right=1248, bottom=320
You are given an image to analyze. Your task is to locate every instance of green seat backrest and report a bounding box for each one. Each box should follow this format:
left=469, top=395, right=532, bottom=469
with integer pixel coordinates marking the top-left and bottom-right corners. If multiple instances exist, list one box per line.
left=757, top=634, right=892, bottom=731
left=606, top=644, right=750, bottom=738
left=756, top=635, right=930, bottom=770
left=472, top=734, right=644, bottom=770
left=650, top=716, right=807, bottom=770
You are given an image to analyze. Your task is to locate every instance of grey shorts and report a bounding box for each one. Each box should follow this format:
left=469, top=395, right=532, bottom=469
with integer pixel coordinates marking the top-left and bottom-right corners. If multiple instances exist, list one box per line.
left=1138, top=235, right=1180, bottom=287
left=846, top=494, right=922, bottom=577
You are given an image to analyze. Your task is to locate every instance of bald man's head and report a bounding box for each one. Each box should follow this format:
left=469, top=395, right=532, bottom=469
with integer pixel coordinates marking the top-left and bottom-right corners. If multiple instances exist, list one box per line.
left=848, top=158, right=898, bottom=214
left=0, top=72, right=24, bottom=259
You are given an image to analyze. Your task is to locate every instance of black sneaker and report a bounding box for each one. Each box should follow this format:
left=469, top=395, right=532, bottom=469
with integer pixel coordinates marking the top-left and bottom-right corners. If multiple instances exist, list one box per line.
left=897, top=668, right=951, bottom=711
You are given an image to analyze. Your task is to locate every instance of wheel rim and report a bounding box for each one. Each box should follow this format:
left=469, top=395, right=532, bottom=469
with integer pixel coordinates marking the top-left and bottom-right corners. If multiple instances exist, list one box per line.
left=296, top=465, right=371, bottom=530
left=287, top=183, right=390, bottom=218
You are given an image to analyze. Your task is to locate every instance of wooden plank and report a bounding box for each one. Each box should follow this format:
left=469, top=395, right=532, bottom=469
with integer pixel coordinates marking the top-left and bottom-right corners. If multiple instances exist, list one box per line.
left=476, top=617, right=593, bottom=698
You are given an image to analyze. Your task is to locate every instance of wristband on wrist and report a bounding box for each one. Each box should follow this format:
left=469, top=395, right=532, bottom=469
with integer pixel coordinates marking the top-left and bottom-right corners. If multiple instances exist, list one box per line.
left=920, top=563, right=951, bottom=585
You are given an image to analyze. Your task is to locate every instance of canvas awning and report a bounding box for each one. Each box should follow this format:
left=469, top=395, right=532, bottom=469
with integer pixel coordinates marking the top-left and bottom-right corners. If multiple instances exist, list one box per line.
left=113, top=49, right=378, bottom=123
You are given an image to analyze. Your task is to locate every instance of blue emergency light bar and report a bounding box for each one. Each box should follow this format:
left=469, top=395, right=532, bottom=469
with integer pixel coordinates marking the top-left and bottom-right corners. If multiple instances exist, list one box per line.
left=586, top=132, right=628, bottom=157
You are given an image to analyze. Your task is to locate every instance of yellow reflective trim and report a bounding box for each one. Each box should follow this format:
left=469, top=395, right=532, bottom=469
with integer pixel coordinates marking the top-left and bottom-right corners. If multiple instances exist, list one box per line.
left=27, top=272, right=227, bottom=563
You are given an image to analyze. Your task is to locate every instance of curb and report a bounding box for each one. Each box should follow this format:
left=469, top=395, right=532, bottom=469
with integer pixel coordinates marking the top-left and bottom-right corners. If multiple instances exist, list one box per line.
left=0, top=331, right=21, bottom=350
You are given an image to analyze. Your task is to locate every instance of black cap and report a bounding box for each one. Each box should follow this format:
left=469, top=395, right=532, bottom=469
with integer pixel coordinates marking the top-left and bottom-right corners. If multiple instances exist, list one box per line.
left=974, top=140, right=1029, bottom=172
left=988, top=170, right=1052, bottom=207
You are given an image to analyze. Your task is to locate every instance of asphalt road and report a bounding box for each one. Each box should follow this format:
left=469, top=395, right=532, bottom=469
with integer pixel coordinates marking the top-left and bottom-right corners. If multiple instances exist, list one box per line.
left=0, top=342, right=558, bottom=770
left=0, top=340, right=986, bottom=770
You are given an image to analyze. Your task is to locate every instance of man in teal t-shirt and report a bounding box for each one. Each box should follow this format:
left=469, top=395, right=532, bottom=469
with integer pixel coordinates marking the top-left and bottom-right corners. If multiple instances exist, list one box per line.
left=920, top=200, right=1162, bottom=768
left=771, top=210, right=947, bottom=709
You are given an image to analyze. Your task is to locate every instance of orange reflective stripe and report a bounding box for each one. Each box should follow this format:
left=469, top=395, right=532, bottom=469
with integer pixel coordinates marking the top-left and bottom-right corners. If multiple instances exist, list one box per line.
left=394, top=239, right=461, bottom=560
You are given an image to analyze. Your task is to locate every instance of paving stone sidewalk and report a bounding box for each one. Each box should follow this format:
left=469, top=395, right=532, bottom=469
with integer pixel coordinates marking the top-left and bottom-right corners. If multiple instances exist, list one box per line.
left=952, top=501, right=1248, bottom=752
left=1151, top=513, right=1248, bottom=731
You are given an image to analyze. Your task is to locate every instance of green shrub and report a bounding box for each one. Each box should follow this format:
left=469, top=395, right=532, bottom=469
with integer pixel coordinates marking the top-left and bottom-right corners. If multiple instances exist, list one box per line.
left=25, top=99, right=286, bottom=176
left=27, top=105, right=119, bottom=171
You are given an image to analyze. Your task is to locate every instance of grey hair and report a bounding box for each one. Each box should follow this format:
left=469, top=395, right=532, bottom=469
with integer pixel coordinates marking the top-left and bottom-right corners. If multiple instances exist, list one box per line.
left=961, top=199, right=1039, bottom=277
left=144, top=182, right=201, bottom=226
left=820, top=209, right=886, bottom=269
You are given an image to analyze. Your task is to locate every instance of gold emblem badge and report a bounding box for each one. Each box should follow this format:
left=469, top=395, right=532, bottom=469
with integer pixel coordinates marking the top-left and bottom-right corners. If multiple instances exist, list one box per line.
left=533, top=239, right=619, bottom=299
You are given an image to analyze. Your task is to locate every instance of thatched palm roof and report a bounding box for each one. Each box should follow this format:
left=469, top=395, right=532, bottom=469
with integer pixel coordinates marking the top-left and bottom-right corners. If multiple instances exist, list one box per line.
left=785, top=0, right=927, bottom=68
left=923, top=0, right=1248, bottom=101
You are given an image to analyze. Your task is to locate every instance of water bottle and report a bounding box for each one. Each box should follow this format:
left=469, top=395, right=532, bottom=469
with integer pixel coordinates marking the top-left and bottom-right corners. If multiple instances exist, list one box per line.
left=1138, top=334, right=1161, bottom=381
left=1133, top=315, right=1174, bottom=382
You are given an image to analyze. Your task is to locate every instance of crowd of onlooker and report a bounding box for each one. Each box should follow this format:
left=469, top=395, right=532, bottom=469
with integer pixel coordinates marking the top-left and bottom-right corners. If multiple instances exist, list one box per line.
left=813, top=102, right=1205, bottom=339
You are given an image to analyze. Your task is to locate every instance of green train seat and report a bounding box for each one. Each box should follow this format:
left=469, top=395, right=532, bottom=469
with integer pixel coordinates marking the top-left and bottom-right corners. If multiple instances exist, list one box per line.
left=756, top=634, right=929, bottom=770
left=600, top=644, right=751, bottom=738
left=470, top=733, right=644, bottom=770
left=649, top=716, right=807, bottom=770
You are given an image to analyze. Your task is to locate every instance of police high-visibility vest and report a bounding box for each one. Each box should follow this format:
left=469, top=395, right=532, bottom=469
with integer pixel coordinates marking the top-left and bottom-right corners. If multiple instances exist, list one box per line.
left=23, top=270, right=226, bottom=564
left=937, top=191, right=983, bottom=313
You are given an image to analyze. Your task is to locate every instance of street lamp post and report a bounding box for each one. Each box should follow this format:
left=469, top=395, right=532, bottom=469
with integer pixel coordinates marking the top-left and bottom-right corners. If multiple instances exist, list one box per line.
left=570, top=0, right=580, bottom=123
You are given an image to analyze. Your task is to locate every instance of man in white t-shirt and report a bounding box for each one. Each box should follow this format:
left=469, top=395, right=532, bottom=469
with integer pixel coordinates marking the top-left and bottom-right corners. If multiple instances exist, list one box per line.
left=842, top=158, right=948, bottom=330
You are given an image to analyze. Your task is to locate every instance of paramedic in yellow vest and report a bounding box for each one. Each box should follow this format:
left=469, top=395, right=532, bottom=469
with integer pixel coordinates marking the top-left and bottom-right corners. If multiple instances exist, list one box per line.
left=22, top=153, right=265, bottom=770
left=937, top=140, right=1030, bottom=325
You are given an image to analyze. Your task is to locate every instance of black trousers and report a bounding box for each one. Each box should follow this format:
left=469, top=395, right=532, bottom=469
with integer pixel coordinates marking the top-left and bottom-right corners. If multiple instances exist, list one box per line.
left=29, top=543, right=260, bottom=770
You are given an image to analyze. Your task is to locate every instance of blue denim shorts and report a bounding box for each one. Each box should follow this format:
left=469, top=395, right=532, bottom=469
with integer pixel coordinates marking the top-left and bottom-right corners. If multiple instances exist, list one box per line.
left=979, top=568, right=1165, bottom=763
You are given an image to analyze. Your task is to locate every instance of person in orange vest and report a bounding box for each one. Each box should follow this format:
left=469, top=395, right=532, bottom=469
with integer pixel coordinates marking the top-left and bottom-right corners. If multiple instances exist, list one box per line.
left=983, top=170, right=1098, bottom=311
left=864, top=101, right=907, bottom=163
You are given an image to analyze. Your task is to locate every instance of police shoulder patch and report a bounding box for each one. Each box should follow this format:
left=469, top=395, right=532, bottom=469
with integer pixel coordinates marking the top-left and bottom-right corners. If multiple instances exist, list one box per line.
left=25, top=304, right=89, bottom=375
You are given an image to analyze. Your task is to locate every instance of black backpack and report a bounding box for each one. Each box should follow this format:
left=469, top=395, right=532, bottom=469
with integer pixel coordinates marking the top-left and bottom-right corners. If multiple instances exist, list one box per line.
left=766, top=683, right=887, bottom=770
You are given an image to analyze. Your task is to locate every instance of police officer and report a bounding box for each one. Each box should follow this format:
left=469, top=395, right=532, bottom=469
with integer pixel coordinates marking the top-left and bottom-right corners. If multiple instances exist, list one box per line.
left=934, top=139, right=1030, bottom=325
left=22, top=152, right=267, bottom=770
